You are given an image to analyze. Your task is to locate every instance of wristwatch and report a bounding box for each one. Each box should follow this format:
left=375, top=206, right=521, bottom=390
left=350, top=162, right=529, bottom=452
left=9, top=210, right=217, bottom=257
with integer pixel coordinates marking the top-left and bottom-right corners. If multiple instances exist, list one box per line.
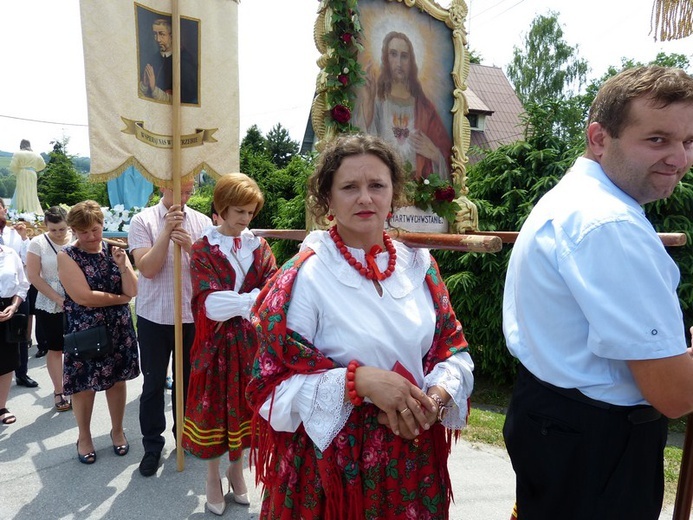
left=429, top=393, right=449, bottom=423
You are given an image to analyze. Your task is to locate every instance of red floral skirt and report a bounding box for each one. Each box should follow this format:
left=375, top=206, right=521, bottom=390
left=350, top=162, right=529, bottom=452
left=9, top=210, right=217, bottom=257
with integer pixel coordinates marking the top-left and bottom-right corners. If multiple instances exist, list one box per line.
left=259, top=404, right=453, bottom=520
left=183, top=322, right=255, bottom=460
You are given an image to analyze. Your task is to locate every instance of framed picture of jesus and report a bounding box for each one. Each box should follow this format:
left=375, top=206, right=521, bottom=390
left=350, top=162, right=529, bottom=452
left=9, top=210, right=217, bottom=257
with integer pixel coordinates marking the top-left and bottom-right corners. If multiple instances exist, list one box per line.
left=312, top=0, right=477, bottom=232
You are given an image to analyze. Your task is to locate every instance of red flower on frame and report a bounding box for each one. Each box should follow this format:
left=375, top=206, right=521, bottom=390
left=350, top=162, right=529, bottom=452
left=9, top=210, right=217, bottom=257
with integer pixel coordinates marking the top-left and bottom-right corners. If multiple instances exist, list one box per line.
left=338, top=74, right=349, bottom=86
left=331, top=104, right=351, bottom=124
left=341, top=32, right=353, bottom=44
left=434, top=185, right=456, bottom=203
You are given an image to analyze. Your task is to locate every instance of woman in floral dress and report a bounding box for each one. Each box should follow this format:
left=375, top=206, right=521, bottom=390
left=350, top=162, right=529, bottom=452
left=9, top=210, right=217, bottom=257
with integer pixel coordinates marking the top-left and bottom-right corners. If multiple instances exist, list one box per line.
left=247, top=134, right=475, bottom=519
left=58, top=200, right=139, bottom=464
left=182, top=174, right=277, bottom=515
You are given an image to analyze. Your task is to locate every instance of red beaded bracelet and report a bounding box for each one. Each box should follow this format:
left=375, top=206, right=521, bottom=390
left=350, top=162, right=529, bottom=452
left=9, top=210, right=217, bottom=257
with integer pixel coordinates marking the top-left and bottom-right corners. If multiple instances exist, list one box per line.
left=346, top=360, right=363, bottom=406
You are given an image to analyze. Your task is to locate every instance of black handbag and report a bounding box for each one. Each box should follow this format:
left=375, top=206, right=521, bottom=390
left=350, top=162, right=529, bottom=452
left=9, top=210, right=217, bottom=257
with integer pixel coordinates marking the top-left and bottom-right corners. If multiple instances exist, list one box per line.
left=63, top=325, right=113, bottom=359
left=4, top=313, right=27, bottom=343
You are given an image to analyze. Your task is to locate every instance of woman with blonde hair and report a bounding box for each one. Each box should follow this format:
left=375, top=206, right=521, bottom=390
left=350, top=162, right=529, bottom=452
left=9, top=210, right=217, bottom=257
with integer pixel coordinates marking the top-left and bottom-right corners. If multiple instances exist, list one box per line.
left=58, top=200, right=139, bottom=464
left=182, top=174, right=277, bottom=515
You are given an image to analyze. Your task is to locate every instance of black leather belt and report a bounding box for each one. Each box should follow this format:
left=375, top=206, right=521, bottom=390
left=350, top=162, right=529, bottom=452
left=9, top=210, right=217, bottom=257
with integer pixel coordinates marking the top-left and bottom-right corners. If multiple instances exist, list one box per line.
left=520, top=365, right=662, bottom=425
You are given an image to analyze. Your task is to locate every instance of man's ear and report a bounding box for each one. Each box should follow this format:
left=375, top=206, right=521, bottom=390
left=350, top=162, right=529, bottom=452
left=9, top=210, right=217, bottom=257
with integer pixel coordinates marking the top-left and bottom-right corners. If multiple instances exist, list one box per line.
left=586, top=122, right=608, bottom=158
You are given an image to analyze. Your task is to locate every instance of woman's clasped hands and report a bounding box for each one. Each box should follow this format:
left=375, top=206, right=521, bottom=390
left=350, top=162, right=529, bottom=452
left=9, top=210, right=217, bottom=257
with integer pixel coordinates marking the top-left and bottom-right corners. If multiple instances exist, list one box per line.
left=354, top=365, right=438, bottom=440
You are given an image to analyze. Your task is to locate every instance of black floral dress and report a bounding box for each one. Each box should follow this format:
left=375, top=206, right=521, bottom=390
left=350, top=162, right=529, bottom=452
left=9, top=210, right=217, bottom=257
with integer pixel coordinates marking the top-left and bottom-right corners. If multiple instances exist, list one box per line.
left=62, top=242, right=139, bottom=395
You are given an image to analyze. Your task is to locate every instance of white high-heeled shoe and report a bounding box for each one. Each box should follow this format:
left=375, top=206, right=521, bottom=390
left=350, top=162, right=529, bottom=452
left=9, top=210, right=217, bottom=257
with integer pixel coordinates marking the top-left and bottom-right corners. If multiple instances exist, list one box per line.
left=226, top=466, right=250, bottom=506
left=206, top=479, right=226, bottom=515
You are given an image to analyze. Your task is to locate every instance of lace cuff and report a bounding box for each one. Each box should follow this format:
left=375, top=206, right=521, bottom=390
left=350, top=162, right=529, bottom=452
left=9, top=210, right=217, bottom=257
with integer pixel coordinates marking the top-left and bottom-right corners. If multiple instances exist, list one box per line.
left=425, top=351, right=474, bottom=430
left=303, top=368, right=353, bottom=452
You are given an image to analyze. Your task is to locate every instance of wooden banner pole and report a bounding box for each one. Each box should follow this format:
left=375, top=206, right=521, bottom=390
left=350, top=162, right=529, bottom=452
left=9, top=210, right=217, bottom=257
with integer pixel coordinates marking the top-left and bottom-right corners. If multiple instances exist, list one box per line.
left=172, top=0, right=185, bottom=473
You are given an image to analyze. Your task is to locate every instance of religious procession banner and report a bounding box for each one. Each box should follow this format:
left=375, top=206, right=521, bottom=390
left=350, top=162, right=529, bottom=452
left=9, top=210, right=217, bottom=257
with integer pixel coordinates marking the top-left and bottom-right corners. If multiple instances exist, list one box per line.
left=80, top=0, right=240, bottom=186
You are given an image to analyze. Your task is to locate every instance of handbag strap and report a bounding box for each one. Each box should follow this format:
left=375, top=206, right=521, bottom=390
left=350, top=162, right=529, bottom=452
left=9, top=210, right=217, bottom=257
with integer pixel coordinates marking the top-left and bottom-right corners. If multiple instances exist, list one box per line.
left=45, top=234, right=59, bottom=254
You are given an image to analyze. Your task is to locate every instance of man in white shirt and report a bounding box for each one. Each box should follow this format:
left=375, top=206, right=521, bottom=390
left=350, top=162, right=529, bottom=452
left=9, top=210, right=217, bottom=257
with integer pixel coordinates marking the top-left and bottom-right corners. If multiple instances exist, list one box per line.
left=503, top=66, right=693, bottom=519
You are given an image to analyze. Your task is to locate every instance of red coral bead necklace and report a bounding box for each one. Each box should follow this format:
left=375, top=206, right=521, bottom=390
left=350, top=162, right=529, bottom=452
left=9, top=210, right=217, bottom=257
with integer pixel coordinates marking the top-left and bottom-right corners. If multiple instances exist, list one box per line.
left=328, top=226, right=397, bottom=281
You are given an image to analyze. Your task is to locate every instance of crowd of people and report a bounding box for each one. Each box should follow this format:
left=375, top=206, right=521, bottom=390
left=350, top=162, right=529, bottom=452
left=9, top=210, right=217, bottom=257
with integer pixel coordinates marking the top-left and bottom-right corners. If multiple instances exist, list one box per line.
left=4, top=64, right=693, bottom=520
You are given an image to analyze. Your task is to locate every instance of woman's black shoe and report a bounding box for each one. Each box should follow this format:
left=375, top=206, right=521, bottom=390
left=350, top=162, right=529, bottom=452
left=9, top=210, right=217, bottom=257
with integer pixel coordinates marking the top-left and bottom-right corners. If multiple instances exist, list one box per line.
left=35, top=348, right=47, bottom=358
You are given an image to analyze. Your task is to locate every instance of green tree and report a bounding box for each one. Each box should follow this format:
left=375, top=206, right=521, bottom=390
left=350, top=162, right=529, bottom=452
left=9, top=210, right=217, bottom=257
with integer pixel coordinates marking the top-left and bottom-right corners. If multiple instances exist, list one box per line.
left=238, top=124, right=310, bottom=264
left=265, top=123, right=299, bottom=169
left=0, top=176, right=16, bottom=199
left=468, top=48, right=482, bottom=65
left=37, top=140, right=90, bottom=208
left=72, top=156, right=91, bottom=174
left=241, top=124, right=267, bottom=155
left=268, top=154, right=314, bottom=265
left=506, top=11, right=588, bottom=106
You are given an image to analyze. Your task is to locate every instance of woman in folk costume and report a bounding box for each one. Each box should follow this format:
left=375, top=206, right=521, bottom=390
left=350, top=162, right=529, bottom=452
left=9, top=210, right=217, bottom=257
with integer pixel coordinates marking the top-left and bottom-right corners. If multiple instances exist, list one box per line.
left=247, top=134, right=474, bottom=520
left=182, top=173, right=277, bottom=516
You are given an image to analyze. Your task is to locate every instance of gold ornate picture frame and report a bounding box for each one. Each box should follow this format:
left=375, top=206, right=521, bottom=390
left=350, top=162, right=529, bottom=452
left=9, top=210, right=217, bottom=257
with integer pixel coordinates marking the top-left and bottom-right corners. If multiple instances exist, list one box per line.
left=312, top=0, right=477, bottom=232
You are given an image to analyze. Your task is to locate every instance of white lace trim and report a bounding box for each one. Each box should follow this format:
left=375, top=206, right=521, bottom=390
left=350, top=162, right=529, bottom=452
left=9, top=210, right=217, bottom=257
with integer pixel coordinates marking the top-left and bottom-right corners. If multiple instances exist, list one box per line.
left=424, top=351, right=475, bottom=430
left=300, top=230, right=431, bottom=298
left=303, top=368, right=353, bottom=452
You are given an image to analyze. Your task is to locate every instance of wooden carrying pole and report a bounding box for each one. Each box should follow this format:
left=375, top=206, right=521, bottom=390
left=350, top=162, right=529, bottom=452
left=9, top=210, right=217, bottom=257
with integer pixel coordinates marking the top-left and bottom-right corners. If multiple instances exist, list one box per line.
left=172, top=0, right=185, bottom=472
left=465, top=230, right=688, bottom=248
left=252, top=229, right=687, bottom=251
left=252, top=229, right=502, bottom=253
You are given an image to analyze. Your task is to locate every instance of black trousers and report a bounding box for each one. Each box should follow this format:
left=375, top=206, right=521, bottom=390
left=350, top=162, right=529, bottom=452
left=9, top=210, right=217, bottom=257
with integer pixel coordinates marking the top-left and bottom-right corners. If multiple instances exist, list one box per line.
left=137, top=316, right=195, bottom=454
left=13, top=299, right=30, bottom=379
left=503, top=365, right=668, bottom=520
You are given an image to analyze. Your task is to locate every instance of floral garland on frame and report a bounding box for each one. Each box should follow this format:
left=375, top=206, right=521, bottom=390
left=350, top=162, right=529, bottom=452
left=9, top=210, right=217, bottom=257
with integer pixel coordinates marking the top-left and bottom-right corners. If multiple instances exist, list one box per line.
left=320, top=0, right=364, bottom=133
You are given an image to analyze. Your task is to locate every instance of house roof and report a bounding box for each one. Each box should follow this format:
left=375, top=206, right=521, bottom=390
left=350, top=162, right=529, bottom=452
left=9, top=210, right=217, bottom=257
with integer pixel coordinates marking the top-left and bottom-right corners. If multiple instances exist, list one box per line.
left=466, top=63, right=524, bottom=156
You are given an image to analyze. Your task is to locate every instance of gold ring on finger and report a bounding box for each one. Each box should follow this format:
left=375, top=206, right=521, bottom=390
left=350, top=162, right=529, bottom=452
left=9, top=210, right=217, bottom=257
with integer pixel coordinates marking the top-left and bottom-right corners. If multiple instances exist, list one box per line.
left=399, top=407, right=410, bottom=414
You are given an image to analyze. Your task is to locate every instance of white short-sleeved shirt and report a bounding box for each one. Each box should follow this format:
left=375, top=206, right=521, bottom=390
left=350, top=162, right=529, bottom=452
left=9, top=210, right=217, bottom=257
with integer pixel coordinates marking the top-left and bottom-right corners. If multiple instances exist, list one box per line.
left=27, top=232, right=73, bottom=313
left=503, top=157, right=686, bottom=406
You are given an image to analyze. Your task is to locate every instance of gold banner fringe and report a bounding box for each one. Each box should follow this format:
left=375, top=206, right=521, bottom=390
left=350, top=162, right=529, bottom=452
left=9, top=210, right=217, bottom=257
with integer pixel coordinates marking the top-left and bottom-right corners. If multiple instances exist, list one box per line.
left=88, top=157, right=225, bottom=189
left=651, top=0, right=693, bottom=40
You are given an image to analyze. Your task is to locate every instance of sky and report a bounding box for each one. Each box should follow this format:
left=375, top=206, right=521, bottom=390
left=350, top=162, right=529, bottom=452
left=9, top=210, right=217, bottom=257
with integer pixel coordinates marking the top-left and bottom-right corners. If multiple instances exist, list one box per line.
left=0, top=0, right=691, bottom=158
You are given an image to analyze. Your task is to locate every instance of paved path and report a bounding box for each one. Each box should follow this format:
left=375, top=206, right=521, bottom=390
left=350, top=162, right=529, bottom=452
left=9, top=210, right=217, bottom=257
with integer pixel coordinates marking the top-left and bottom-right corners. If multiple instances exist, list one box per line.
left=0, top=352, right=684, bottom=519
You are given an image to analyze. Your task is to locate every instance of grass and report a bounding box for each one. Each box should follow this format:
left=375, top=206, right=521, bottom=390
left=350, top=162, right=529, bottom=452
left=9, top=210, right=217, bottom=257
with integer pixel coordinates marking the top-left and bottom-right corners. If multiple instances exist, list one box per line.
left=464, top=374, right=687, bottom=507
